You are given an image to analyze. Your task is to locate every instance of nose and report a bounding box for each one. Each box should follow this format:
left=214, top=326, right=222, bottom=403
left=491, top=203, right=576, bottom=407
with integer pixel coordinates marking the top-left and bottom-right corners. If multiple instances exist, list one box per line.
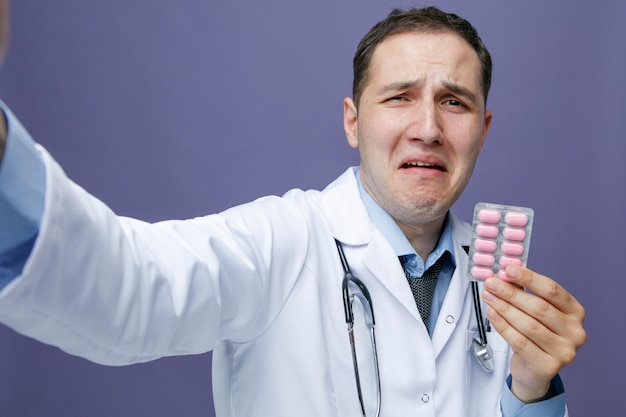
left=405, top=101, right=443, bottom=145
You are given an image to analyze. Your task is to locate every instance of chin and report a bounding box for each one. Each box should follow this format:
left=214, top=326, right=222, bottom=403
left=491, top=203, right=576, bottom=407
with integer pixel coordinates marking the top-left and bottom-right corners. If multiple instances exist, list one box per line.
left=396, top=199, right=450, bottom=226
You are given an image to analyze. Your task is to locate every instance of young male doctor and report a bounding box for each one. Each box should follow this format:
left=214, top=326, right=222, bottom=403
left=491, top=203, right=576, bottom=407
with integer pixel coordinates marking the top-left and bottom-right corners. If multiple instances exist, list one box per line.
left=0, top=5, right=586, bottom=417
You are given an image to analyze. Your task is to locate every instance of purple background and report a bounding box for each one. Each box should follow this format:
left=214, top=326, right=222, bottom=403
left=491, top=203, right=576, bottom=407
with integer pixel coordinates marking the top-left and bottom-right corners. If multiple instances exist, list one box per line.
left=0, top=0, right=624, bottom=415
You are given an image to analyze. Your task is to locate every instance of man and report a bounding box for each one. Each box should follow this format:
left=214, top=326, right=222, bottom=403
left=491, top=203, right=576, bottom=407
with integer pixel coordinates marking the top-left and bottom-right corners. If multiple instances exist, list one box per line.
left=0, top=6, right=585, bottom=417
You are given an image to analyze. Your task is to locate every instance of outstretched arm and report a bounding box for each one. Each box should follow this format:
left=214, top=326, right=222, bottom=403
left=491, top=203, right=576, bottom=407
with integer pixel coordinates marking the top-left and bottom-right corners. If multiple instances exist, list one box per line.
left=482, top=265, right=587, bottom=403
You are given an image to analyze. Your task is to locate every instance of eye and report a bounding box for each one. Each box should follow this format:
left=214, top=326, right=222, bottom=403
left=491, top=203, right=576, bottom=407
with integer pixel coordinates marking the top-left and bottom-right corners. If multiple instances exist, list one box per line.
left=446, top=99, right=464, bottom=106
left=383, top=94, right=411, bottom=106
left=443, top=98, right=470, bottom=112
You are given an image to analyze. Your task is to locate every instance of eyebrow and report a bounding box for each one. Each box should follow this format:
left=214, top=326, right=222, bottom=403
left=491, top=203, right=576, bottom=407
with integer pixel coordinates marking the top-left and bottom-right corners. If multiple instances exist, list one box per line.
left=376, top=78, right=481, bottom=106
left=376, top=79, right=424, bottom=96
left=442, top=81, right=480, bottom=106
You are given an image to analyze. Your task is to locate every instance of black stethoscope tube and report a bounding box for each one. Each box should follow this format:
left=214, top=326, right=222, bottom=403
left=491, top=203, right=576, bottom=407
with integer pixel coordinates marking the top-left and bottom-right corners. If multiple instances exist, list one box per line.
left=336, top=239, right=381, bottom=417
left=335, top=239, right=494, bottom=415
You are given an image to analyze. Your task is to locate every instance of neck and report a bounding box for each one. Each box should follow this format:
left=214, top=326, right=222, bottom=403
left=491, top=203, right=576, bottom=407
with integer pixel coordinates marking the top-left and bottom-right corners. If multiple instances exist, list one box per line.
left=396, top=215, right=446, bottom=262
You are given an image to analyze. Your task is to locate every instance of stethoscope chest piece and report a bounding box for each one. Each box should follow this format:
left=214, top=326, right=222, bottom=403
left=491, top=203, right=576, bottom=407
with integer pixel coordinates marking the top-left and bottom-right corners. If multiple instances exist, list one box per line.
left=472, top=337, right=494, bottom=372
left=465, top=245, right=495, bottom=374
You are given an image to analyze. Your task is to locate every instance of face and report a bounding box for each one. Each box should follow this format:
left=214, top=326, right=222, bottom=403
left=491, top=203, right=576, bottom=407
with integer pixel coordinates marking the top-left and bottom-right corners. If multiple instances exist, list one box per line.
left=344, top=31, right=492, bottom=236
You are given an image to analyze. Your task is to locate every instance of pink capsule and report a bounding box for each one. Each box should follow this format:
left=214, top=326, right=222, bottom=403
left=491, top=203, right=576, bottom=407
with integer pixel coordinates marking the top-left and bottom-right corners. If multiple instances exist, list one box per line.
left=477, top=209, right=501, bottom=224
left=501, top=242, right=524, bottom=256
left=471, top=266, right=494, bottom=280
left=504, top=211, right=529, bottom=227
left=476, top=224, right=499, bottom=238
left=474, top=238, right=497, bottom=252
left=503, top=227, right=526, bottom=241
left=499, top=256, right=522, bottom=268
left=472, top=253, right=495, bottom=267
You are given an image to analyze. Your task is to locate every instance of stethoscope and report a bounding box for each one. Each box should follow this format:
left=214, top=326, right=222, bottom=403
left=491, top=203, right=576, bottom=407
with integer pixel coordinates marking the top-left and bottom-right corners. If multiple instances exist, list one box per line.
left=335, top=239, right=493, bottom=417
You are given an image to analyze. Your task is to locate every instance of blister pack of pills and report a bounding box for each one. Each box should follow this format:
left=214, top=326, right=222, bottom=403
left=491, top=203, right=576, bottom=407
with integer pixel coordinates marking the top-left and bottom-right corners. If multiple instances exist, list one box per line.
left=467, top=202, right=534, bottom=282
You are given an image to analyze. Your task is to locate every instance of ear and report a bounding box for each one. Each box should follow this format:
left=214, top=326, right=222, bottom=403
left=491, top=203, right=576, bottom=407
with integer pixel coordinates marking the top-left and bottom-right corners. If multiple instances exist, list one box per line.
left=343, top=97, right=359, bottom=149
left=478, top=109, right=493, bottom=153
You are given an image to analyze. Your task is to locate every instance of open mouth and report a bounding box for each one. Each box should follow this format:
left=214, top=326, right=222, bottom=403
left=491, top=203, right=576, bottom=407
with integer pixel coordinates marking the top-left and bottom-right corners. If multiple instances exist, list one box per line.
left=402, top=161, right=445, bottom=172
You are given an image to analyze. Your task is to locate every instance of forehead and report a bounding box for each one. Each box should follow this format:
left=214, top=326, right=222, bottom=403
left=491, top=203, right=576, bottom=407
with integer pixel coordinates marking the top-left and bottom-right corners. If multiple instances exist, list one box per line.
left=365, top=31, right=484, bottom=98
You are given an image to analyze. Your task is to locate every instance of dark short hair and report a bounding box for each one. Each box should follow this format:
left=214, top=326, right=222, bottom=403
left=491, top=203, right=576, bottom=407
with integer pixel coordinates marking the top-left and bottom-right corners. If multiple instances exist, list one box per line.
left=352, top=6, right=492, bottom=106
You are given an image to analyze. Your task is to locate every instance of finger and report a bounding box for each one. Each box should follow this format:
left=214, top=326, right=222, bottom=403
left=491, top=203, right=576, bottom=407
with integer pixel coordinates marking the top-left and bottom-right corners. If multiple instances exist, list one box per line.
left=485, top=306, right=563, bottom=379
left=483, top=278, right=586, bottom=370
left=483, top=277, right=561, bottom=333
left=502, top=265, right=586, bottom=320
left=483, top=276, right=585, bottom=344
left=483, top=282, right=564, bottom=353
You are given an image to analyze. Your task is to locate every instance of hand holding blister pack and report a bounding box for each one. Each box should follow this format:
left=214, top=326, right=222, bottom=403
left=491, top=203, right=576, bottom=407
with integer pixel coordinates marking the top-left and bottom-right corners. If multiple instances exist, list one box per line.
left=467, top=203, right=534, bottom=282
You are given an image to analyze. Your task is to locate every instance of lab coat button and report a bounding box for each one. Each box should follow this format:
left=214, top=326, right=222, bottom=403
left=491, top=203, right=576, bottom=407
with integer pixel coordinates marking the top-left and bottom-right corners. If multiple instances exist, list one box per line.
left=421, top=394, right=430, bottom=403
left=446, top=315, right=454, bottom=324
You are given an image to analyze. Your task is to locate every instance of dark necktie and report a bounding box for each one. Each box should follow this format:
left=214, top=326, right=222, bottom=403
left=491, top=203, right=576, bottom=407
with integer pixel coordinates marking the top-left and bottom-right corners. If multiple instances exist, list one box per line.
left=401, top=255, right=444, bottom=330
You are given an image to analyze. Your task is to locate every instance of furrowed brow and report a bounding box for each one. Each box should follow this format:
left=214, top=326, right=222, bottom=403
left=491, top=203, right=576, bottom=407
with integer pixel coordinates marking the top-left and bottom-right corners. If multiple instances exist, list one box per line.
left=376, top=79, right=424, bottom=97
left=443, top=81, right=480, bottom=106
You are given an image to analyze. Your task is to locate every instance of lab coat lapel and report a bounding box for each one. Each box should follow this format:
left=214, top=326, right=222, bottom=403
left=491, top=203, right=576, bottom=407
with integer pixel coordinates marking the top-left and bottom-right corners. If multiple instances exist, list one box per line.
left=321, top=168, right=425, bottom=321
left=432, top=215, right=472, bottom=357
left=321, top=168, right=371, bottom=246
left=360, top=235, right=423, bottom=321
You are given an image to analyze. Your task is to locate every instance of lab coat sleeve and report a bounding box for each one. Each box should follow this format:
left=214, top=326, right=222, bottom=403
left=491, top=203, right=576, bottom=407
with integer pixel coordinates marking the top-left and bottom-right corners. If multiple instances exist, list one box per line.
left=0, top=147, right=309, bottom=366
left=0, top=102, right=46, bottom=285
